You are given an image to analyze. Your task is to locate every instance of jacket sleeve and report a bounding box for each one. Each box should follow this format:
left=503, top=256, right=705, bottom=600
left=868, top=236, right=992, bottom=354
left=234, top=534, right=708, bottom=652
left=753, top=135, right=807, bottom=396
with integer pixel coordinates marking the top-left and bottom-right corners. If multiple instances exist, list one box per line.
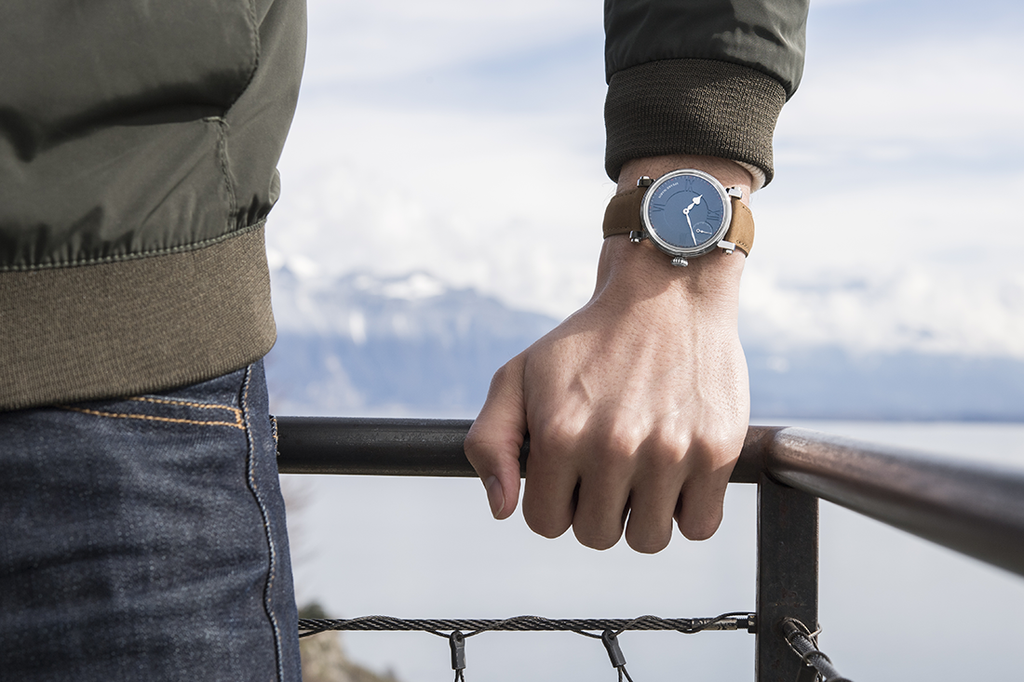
left=604, top=0, right=809, bottom=188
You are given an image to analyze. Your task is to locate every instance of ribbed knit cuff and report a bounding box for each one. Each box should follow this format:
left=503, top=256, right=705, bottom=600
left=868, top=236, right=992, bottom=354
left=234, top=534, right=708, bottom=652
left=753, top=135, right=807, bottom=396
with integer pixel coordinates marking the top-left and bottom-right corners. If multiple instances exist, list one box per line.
left=0, top=225, right=276, bottom=411
left=605, top=59, right=787, bottom=189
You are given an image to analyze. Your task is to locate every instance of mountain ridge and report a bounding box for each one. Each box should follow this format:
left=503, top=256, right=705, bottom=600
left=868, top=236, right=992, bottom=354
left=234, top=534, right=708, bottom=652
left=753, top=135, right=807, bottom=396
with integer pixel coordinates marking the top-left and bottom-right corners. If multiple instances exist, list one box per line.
left=265, top=269, right=1024, bottom=421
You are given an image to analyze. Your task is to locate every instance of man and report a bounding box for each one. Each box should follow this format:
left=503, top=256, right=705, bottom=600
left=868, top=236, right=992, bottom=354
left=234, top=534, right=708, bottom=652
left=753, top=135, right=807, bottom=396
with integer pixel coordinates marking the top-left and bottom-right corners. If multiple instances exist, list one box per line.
left=0, top=0, right=807, bottom=679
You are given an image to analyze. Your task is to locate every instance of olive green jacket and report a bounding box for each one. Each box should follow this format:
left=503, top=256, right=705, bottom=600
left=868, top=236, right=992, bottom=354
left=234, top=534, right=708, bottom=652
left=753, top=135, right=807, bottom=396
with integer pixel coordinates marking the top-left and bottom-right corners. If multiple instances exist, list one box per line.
left=0, top=0, right=807, bottom=411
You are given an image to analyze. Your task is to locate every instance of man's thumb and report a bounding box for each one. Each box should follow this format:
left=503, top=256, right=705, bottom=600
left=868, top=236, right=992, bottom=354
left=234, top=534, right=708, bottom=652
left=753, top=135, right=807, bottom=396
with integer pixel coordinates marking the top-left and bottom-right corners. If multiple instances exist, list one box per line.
left=464, top=358, right=527, bottom=520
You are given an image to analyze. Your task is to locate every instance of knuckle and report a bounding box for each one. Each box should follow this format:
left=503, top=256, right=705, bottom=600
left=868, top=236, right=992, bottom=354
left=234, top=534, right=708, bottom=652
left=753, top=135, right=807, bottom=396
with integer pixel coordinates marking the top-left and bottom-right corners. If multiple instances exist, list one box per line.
left=625, top=529, right=670, bottom=554
left=463, top=426, right=508, bottom=468
left=623, top=503, right=674, bottom=554
left=489, top=361, right=512, bottom=385
left=531, top=416, right=583, bottom=456
left=691, top=424, right=743, bottom=457
left=463, top=427, right=485, bottom=456
left=677, top=498, right=725, bottom=541
left=601, top=419, right=646, bottom=458
left=572, top=523, right=622, bottom=551
left=524, top=508, right=570, bottom=540
left=684, top=431, right=740, bottom=474
left=484, top=353, right=528, bottom=399
left=647, top=425, right=687, bottom=454
left=645, top=430, right=689, bottom=470
left=680, top=520, right=718, bottom=541
left=521, top=487, right=573, bottom=540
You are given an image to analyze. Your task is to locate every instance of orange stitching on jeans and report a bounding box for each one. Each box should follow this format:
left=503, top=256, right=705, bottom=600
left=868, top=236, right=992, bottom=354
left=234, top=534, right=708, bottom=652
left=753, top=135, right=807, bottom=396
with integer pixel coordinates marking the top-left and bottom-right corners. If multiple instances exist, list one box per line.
left=127, top=396, right=244, bottom=426
left=58, top=406, right=246, bottom=430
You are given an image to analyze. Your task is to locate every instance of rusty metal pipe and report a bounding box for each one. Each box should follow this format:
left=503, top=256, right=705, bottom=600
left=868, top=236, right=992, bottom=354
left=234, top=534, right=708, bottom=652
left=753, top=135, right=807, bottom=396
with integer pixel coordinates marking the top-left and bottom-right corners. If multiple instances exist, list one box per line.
left=753, top=426, right=1024, bottom=578
left=274, top=418, right=1024, bottom=576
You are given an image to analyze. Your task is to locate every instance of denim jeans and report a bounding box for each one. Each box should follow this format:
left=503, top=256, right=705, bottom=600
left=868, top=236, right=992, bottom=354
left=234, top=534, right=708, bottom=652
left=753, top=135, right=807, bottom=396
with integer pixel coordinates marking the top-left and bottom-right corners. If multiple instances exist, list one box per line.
left=0, top=361, right=301, bottom=681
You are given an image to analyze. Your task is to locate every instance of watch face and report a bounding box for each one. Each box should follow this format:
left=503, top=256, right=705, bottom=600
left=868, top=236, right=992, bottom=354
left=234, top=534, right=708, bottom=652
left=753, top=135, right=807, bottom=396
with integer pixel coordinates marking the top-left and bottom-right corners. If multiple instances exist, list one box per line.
left=641, top=170, right=731, bottom=257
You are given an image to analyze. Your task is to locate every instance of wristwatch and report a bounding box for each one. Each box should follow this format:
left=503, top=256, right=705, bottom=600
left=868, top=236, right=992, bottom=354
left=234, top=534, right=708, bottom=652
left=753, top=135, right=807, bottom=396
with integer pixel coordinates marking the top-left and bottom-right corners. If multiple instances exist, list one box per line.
left=602, top=169, right=754, bottom=267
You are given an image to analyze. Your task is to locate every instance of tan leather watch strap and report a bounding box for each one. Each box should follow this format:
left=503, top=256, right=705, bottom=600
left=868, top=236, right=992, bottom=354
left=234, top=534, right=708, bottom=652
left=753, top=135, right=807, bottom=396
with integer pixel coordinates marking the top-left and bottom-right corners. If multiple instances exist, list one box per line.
left=728, top=200, right=754, bottom=256
left=602, top=187, right=754, bottom=256
left=602, top=187, right=645, bottom=239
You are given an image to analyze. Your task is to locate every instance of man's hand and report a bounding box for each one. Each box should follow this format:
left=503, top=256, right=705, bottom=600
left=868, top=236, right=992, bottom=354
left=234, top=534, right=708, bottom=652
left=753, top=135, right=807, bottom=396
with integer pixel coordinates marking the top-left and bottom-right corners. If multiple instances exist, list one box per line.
left=464, top=156, right=752, bottom=553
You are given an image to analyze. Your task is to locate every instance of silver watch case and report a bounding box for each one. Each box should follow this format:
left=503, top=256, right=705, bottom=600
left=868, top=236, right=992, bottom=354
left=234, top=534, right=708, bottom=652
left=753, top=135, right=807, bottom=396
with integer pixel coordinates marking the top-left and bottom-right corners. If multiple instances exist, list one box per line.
left=637, top=169, right=735, bottom=265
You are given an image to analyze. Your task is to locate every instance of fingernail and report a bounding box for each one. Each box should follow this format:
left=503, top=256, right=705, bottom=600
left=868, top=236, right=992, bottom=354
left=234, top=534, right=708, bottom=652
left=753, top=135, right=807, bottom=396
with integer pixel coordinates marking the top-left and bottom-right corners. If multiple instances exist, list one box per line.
left=484, top=476, right=504, bottom=518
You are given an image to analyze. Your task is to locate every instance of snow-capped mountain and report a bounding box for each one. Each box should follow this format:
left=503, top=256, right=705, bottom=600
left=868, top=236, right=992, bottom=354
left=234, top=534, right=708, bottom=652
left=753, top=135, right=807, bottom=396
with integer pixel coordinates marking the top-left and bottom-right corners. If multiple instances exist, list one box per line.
left=265, top=268, right=1024, bottom=421
left=265, top=268, right=555, bottom=417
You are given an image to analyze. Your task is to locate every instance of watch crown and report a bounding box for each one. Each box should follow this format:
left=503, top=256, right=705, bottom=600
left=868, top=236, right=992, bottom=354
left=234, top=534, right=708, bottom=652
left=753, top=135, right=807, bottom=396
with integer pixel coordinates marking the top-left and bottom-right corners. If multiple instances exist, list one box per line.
left=671, top=257, right=689, bottom=267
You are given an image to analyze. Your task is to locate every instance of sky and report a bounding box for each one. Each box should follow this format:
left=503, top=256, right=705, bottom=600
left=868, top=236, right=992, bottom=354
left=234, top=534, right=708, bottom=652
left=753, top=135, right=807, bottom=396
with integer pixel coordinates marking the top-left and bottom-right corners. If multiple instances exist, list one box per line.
left=269, top=0, right=1024, bottom=360
left=271, top=3, right=1024, bottom=681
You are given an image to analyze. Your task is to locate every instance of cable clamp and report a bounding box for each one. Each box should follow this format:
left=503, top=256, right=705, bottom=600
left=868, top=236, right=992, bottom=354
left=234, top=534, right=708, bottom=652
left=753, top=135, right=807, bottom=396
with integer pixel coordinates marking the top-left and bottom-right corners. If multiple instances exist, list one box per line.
left=601, top=629, right=635, bottom=682
left=449, top=630, right=466, bottom=682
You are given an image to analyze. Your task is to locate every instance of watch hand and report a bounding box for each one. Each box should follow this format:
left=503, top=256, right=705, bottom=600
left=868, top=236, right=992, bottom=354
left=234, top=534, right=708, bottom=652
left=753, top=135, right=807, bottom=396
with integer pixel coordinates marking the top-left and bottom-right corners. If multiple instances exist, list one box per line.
left=681, top=195, right=703, bottom=245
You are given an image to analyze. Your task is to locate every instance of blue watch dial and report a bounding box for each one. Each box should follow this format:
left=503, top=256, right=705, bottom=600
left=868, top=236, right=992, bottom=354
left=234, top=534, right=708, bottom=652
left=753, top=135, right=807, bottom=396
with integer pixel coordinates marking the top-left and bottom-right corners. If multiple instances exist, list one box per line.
left=643, top=171, right=729, bottom=255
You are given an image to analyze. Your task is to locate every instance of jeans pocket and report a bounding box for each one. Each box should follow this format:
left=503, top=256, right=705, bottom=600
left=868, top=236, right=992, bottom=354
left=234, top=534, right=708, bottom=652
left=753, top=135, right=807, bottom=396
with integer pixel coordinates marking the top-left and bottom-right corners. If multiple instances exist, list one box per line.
left=0, top=361, right=299, bottom=682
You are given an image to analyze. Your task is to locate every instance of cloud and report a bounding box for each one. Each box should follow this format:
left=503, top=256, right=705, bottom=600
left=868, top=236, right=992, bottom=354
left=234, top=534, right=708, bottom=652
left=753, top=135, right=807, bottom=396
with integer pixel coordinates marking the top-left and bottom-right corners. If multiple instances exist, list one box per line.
left=271, top=102, right=609, bottom=318
left=741, top=265, right=1024, bottom=358
left=301, top=0, right=599, bottom=87
left=271, top=0, right=1024, bottom=358
left=778, top=36, right=1024, bottom=165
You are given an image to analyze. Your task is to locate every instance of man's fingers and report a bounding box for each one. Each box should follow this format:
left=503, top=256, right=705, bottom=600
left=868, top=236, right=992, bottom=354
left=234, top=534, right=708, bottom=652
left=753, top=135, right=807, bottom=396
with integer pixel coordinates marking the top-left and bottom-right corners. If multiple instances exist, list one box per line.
left=673, top=431, right=743, bottom=540
left=570, top=467, right=631, bottom=550
left=520, top=425, right=582, bottom=540
left=675, top=472, right=730, bottom=541
left=465, top=358, right=528, bottom=520
left=623, top=468, right=685, bottom=553
left=563, top=420, right=647, bottom=551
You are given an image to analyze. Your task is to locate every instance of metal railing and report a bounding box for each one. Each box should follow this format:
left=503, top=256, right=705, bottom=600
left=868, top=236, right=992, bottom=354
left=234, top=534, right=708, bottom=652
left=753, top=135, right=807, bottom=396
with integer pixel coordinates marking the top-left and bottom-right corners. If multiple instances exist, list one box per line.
left=275, top=417, right=1024, bottom=682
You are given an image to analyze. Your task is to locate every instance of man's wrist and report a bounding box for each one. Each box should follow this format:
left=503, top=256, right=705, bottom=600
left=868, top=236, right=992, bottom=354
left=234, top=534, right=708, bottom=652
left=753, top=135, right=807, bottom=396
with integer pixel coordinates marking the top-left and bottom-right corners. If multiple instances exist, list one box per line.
left=616, top=155, right=753, bottom=207
left=596, top=234, right=744, bottom=309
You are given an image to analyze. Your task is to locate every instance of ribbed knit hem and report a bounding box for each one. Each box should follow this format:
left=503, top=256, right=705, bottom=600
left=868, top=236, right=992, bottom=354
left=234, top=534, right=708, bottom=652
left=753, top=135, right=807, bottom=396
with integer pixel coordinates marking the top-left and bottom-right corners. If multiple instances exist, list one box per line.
left=0, top=226, right=276, bottom=411
left=605, top=59, right=786, bottom=187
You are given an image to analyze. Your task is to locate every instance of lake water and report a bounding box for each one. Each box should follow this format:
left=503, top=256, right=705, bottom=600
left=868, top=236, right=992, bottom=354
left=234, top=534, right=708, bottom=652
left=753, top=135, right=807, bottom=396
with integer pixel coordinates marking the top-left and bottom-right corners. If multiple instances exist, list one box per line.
left=282, top=420, right=1024, bottom=682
